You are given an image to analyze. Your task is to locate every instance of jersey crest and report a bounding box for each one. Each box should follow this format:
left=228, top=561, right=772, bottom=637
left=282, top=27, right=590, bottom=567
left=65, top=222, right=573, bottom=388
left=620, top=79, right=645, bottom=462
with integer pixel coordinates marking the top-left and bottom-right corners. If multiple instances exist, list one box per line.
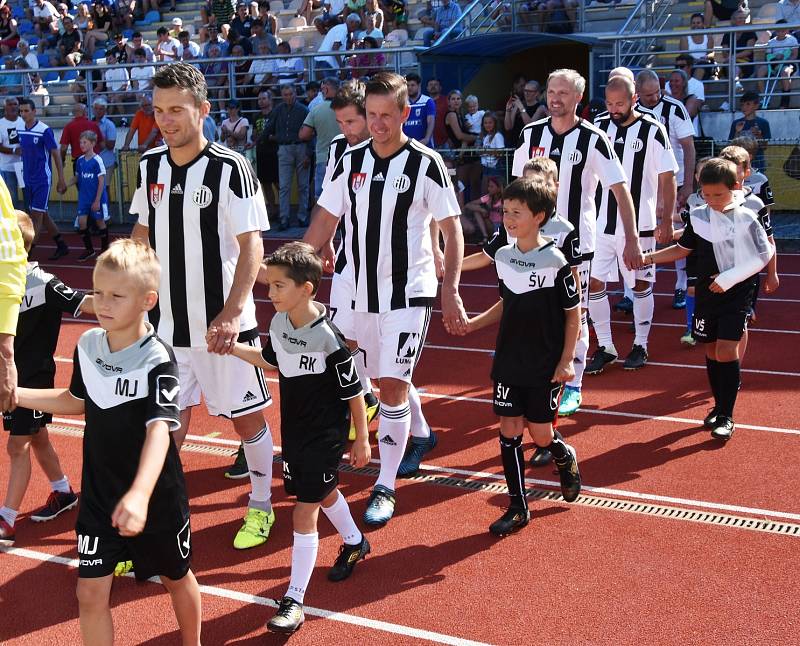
left=351, top=172, right=367, bottom=192
left=149, top=183, right=164, bottom=207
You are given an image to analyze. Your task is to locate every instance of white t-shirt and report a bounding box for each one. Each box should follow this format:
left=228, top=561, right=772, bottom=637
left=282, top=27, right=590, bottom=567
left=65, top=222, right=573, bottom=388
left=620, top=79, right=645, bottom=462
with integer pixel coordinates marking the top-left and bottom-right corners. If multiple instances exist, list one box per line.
left=23, top=52, right=39, bottom=69
left=480, top=132, right=504, bottom=169
left=104, top=66, right=129, bottom=93
left=130, top=64, right=155, bottom=91
left=315, top=23, right=348, bottom=69
left=767, top=34, right=799, bottom=60
left=154, top=37, right=181, bottom=62
left=177, top=41, right=201, bottom=58
left=33, top=1, right=58, bottom=20
left=248, top=58, right=274, bottom=84
left=666, top=77, right=705, bottom=102
left=0, top=117, right=25, bottom=172
left=328, top=0, right=345, bottom=15
left=463, top=110, right=485, bottom=135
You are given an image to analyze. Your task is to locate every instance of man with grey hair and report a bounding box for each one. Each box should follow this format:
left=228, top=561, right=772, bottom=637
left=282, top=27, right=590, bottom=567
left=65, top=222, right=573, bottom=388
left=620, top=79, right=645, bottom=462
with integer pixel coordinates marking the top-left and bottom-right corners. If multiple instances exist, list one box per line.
left=264, top=84, right=311, bottom=229
left=512, top=68, right=643, bottom=422
left=300, top=77, right=342, bottom=200
left=17, top=41, right=39, bottom=70
left=92, top=98, right=117, bottom=173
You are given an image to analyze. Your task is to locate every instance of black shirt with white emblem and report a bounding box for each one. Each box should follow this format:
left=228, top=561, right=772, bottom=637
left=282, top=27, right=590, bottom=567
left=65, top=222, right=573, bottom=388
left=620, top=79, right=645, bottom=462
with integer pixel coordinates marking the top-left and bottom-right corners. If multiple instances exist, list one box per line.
left=261, top=303, right=363, bottom=456
left=488, top=240, right=580, bottom=385
left=69, top=324, right=187, bottom=533
left=17, top=262, right=86, bottom=384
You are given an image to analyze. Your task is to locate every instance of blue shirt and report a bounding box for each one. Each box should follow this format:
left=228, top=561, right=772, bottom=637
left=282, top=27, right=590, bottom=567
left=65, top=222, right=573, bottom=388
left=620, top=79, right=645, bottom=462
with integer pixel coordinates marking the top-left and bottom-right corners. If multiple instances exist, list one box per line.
left=95, top=116, right=117, bottom=171
left=728, top=116, right=771, bottom=171
left=403, top=93, right=436, bottom=144
left=19, top=121, right=58, bottom=186
left=75, top=155, right=108, bottom=209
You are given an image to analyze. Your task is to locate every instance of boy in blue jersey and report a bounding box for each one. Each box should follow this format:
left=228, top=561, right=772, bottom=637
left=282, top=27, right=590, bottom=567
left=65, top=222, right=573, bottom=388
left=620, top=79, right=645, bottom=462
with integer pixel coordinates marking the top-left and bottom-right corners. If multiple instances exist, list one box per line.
left=17, top=99, right=69, bottom=260
left=402, top=73, right=436, bottom=146
left=64, top=131, right=110, bottom=261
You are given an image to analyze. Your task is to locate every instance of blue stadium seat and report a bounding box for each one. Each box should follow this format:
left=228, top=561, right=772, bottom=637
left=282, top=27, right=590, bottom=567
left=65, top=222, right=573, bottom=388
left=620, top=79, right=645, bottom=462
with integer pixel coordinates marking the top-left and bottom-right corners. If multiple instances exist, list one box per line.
left=11, top=6, right=24, bottom=18
left=18, top=19, right=34, bottom=34
left=43, top=71, right=59, bottom=82
left=94, top=49, right=106, bottom=61
left=28, top=36, right=39, bottom=47
left=62, top=69, right=78, bottom=82
left=37, top=54, right=50, bottom=67
left=123, top=29, right=134, bottom=39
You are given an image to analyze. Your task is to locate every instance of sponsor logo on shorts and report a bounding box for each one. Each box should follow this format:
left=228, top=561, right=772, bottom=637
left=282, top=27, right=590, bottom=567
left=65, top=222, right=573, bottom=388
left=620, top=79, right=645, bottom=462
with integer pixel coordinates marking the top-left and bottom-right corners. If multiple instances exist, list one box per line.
left=323, top=472, right=335, bottom=483
left=242, top=390, right=258, bottom=403
left=550, top=385, right=561, bottom=410
left=80, top=559, right=104, bottom=566
left=177, top=519, right=191, bottom=559
left=396, top=333, right=420, bottom=364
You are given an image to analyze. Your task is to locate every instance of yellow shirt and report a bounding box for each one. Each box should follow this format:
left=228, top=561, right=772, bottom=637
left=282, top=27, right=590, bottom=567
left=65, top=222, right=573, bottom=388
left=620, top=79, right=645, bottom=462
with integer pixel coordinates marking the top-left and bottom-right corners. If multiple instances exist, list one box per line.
left=0, top=176, right=26, bottom=335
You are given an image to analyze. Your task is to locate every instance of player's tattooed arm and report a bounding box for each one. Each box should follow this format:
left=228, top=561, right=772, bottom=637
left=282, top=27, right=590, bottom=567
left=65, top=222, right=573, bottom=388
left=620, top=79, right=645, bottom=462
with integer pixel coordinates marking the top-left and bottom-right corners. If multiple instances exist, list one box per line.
left=17, top=387, right=85, bottom=415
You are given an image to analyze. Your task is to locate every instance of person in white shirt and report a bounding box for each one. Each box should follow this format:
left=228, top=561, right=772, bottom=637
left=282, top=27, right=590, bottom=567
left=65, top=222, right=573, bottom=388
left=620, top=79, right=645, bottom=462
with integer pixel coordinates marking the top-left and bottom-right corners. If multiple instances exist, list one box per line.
left=102, top=51, right=132, bottom=117
left=243, top=40, right=276, bottom=93
left=313, top=17, right=348, bottom=79
left=129, top=47, right=155, bottom=92
left=271, top=41, right=305, bottom=86
left=757, top=20, right=799, bottom=107
left=32, top=0, right=58, bottom=39
left=356, top=13, right=384, bottom=44
left=777, top=0, right=800, bottom=23
left=17, top=40, right=39, bottom=70
left=0, top=96, right=25, bottom=208
left=177, top=30, right=201, bottom=59
left=666, top=55, right=706, bottom=103
left=153, top=26, right=180, bottom=62
left=125, top=31, right=155, bottom=62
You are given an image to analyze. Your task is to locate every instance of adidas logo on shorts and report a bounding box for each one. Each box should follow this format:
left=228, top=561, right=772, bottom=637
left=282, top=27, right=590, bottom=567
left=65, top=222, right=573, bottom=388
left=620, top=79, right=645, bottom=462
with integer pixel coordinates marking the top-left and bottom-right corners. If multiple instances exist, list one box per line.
left=242, top=391, right=258, bottom=403
left=379, top=435, right=397, bottom=446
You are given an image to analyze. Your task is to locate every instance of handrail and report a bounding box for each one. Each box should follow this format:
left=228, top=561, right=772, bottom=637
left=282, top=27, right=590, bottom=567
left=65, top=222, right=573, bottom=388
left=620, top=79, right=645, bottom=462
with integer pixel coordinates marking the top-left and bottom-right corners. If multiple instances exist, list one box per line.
left=616, top=0, right=649, bottom=35
left=433, top=0, right=483, bottom=47
left=599, top=21, right=800, bottom=42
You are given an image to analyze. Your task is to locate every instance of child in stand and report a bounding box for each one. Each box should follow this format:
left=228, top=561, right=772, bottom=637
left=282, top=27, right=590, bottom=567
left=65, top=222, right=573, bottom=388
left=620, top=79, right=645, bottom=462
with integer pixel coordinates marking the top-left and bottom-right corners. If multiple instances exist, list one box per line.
left=642, top=159, right=773, bottom=441
left=64, top=130, right=110, bottom=262
left=216, top=242, right=371, bottom=634
left=17, top=240, right=202, bottom=645
left=0, top=211, right=91, bottom=546
left=462, top=176, right=504, bottom=244
left=479, top=111, right=505, bottom=191
left=462, top=177, right=582, bottom=536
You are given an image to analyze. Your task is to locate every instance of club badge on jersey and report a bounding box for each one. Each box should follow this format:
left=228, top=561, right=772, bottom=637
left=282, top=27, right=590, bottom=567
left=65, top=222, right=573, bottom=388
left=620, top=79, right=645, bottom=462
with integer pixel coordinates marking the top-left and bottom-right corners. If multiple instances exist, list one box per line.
left=150, top=183, right=165, bottom=207
left=351, top=173, right=367, bottom=192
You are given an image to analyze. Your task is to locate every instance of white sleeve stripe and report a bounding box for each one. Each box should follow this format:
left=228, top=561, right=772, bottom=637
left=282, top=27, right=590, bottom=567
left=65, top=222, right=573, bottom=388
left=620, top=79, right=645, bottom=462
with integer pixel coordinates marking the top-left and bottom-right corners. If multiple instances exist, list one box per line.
left=409, top=139, right=449, bottom=186
left=210, top=143, right=256, bottom=196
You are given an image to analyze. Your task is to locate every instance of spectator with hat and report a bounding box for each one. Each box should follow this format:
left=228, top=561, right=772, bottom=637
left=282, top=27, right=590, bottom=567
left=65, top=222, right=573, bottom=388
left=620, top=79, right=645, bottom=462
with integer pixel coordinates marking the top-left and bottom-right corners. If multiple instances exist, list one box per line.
left=106, top=31, right=129, bottom=63
left=169, top=17, right=183, bottom=39
left=221, top=99, right=250, bottom=152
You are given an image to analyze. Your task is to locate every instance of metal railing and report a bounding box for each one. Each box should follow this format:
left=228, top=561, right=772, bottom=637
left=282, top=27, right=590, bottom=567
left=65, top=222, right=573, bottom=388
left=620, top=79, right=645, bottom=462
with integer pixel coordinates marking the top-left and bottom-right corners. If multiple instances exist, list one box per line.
left=597, top=21, right=800, bottom=111
left=614, top=0, right=674, bottom=69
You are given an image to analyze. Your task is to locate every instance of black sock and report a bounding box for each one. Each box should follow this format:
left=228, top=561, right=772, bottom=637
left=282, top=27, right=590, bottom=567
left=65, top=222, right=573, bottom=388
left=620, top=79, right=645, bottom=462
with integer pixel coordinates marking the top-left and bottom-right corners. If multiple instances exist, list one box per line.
left=715, top=360, right=740, bottom=418
left=99, top=228, right=109, bottom=251
left=79, top=229, right=93, bottom=252
left=365, top=390, right=379, bottom=408
left=547, top=430, right=569, bottom=461
left=705, top=357, right=721, bottom=409
left=499, top=434, right=527, bottom=510
left=53, top=232, right=64, bottom=246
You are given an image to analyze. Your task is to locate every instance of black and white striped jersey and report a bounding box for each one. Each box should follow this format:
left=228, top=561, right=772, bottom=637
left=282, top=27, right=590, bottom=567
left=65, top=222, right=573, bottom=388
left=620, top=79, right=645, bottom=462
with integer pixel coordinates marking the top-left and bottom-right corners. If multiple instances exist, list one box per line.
left=744, top=171, right=775, bottom=208
left=323, top=133, right=355, bottom=277
left=594, top=113, right=677, bottom=235
left=637, top=95, right=694, bottom=186
left=511, top=117, right=627, bottom=258
left=130, top=142, right=270, bottom=348
left=317, top=138, right=460, bottom=313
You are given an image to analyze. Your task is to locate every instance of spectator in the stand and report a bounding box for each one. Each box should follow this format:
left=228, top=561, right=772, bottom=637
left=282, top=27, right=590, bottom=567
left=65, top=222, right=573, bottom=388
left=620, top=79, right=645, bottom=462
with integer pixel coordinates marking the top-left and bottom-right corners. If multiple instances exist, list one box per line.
left=668, top=68, right=702, bottom=136
left=250, top=18, right=277, bottom=54
left=427, top=77, right=449, bottom=146
left=668, top=55, right=706, bottom=106
left=221, top=99, right=250, bottom=151
left=126, top=32, right=154, bottom=62
left=203, top=24, right=226, bottom=56
left=0, top=5, right=19, bottom=56
left=445, top=90, right=480, bottom=200
left=510, top=73, right=527, bottom=101
left=17, top=40, right=39, bottom=70
left=323, top=0, right=347, bottom=26
left=177, top=30, right=201, bottom=59
left=381, top=0, right=408, bottom=27
left=231, top=44, right=251, bottom=104
left=71, top=55, right=103, bottom=105
left=32, top=0, right=58, bottom=42
left=349, top=35, right=384, bottom=78
left=243, top=39, right=274, bottom=94
left=112, top=0, right=136, bottom=30
left=60, top=103, right=103, bottom=173
left=231, top=1, right=254, bottom=36
left=154, top=26, right=180, bottom=62
left=415, top=0, right=437, bottom=44
left=777, top=0, right=800, bottom=23
left=313, top=17, right=348, bottom=79
left=300, top=76, right=341, bottom=199
left=56, top=15, right=82, bottom=66
left=203, top=43, right=230, bottom=116
left=345, top=0, right=367, bottom=22
left=270, top=41, right=306, bottom=88
left=297, top=0, right=324, bottom=26
left=75, top=3, right=91, bottom=30
left=403, top=72, right=436, bottom=146
left=227, top=26, right=252, bottom=55
left=169, top=18, right=183, bottom=39
left=344, top=13, right=362, bottom=50
left=366, top=0, right=384, bottom=30
left=305, top=81, right=322, bottom=108
left=102, top=50, right=132, bottom=118
left=250, top=90, right=279, bottom=220
left=92, top=98, right=117, bottom=173
left=212, top=0, right=237, bottom=27
left=106, top=32, right=128, bottom=63
left=84, top=1, right=112, bottom=57
left=130, top=47, right=156, bottom=93
left=357, top=13, right=384, bottom=43
left=728, top=91, right=771, bottom=171
left=423, top=0, right=461, bottom=47
left=680, top=13, right=715, bottom=80
left=264, top=84, right=311, bottom=229
left=757, top=20, right=798, bottom=108
left=479, top=110, right=504, bottom=189
left=504, top=80, right=547, bottom=145
left=257, top=0, right=278, bottom=34
left=463, top=95, right=484, bottom=137
left=121, top=94, right=161, bottom=152
left=703, top=0, right=747, bottom=28
left=717, top=9, right=757, bottom=79
left=0, top=56, right=19, bottom=94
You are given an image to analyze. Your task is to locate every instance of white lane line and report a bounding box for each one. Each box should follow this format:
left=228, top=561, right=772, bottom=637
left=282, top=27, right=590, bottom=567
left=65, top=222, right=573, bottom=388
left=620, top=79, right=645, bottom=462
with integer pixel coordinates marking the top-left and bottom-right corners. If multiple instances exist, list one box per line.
left=49, top=415, right=800, bottom=522
left=0, top=547, right=493, bottom=646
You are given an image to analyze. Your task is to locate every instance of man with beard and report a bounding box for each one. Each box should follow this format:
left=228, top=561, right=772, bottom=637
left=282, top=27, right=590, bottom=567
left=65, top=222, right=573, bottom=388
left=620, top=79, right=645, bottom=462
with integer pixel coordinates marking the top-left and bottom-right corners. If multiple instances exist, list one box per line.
left=587, top=75, right=677, bottom=374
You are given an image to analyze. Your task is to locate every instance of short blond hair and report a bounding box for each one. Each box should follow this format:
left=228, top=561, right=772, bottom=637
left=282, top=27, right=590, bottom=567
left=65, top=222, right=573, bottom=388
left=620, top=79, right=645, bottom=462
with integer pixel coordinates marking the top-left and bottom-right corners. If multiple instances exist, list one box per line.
left=719, top=145, right=751, bottom=170
left=95, top=239, right=160, bottom=292
left=522, top=157, right=559, bottom=184
left=547, top=69, right=586, bottom=96
left=16, top=210, right=35, bottom=253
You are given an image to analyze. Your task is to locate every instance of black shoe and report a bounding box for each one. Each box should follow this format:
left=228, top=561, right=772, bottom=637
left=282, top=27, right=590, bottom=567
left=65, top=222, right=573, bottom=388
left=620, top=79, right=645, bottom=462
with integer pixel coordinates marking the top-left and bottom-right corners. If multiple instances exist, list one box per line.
left=278, top=219, right=289, bottom=231
left=224, top=445, right=249, bottom=479
left=703, top=408, right=719, bottom=429
left=489, top=505, right=530, bottom=536
left=710, top=415, right=735, bottom=441
left=529, top=446, right=552, bottom=468
left=297, top=218, right=309, bottom=227
left=267, top=597, right=305, bottom=634
left=77, top=249, right=96, bottom=263
left=614, top=296, right=633, bottom=314
left=48, top=244, right=69, bottom=261
left=554, top=444, right=581, bottom=503
left=586, top=346, right=617, bottom=375
left=328, top=535, right=370, bottom=582
left=623, top=344, right=648, bottom=370
left=672, top=288, right=687, bottom=309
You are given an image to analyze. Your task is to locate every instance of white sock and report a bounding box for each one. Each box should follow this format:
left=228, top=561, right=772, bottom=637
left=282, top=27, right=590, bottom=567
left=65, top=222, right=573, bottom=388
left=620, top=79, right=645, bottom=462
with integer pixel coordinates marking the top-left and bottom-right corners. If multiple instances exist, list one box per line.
left=321, top=490, right=362, bottom=545
left=588, top=288, right=614, bottom=350
left=0, top=506, right=18, bottom=527
left=568, top=311, right=589, bottom=390
left=352, top=349, right=372, bottom=396
left=286, top=531, right=319, bottom=604
left=674, top=258, right=688, bottom=291
left=633, top=287, right=654, bottom=348
left=623, top=284, right=634, bottom=300
left=242, top=425, right=273, bottom=512
left=408, top=384, right=430, bottom=439
left=50, top=476, right=70, bottom=493
left=375, top=402, right=411, bottom=491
